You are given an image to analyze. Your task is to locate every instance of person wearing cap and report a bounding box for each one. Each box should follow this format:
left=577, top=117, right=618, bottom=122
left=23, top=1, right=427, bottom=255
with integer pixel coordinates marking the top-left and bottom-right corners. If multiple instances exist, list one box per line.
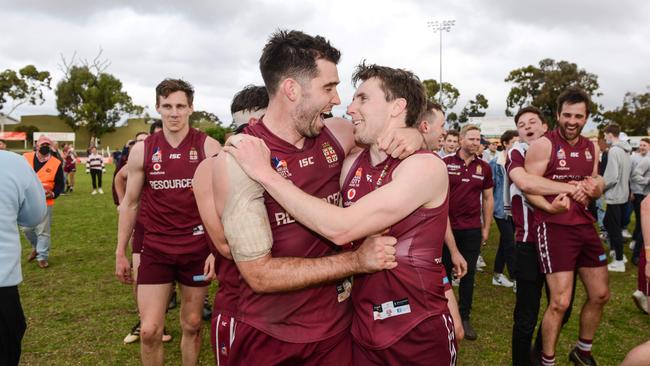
left=22, top=135, right=64, bottom=268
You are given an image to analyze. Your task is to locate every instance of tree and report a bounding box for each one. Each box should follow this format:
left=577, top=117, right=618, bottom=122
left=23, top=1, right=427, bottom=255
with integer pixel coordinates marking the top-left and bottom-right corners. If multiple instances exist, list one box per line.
left=0, top=65, right=51, bottom=116
left=422, top=79, right=460, bottom=112
left=459, top=93, right=489, bottom=123
left=55, top=52, right=143, bottom=145
left=504, top=58, right=602, bottom=127
left=602, top=88, right=650, bottom=135
left=190, top=110, right=221, bottom=126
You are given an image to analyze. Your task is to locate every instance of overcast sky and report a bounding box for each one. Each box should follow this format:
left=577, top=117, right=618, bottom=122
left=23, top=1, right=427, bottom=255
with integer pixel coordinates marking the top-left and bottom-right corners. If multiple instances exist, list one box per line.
left=2, top=0, right=649, bottom=126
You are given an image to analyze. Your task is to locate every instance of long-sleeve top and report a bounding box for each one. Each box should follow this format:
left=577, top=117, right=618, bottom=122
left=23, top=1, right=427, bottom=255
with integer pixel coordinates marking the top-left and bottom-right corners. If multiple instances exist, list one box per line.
left=86, top=153, right=105, bottom=172
left=0, top=151, right=47, bottom=286
left=603, top=140, right=632, bottom=204
left=631, top=155, right=650, bottom=196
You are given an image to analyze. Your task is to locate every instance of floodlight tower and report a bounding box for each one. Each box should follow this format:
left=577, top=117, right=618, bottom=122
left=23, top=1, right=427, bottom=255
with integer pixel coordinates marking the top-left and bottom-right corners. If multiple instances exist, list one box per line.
left=427, top=19, right=456, bottom=104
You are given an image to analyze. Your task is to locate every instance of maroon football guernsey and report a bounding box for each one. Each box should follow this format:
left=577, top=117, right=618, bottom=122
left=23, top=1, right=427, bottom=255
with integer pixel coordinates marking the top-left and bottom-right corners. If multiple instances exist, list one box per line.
left=139, top=128, right=209, bottom=255
left=341, top=149, right=449, bottom=349
left=507, top=142, right=536, bottom=243
left=443, top=151, right=494, bottom=230
left=213, top=251, right=239, bottom=316
left=237, top=120, right=350, bottom=343
left=534, top=129, right=596, bottom=226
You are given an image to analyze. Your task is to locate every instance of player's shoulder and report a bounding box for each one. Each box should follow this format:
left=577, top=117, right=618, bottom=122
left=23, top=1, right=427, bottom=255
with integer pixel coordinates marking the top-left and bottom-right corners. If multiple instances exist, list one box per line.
left=401, top=150, right=446, bottom=173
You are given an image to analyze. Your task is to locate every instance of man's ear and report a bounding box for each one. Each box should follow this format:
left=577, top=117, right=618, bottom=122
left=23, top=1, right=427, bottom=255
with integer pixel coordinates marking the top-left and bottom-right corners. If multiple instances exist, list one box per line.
left=280, top=78, right=301, bottom=102
left=391, top=98, right=407, bottom=119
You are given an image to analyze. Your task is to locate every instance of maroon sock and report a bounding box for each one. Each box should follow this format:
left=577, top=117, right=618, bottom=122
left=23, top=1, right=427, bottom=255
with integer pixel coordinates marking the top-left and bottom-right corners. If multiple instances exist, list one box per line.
left=576, top=337, right=593, bottom=358
left=541, top=352, right=555, bottom=366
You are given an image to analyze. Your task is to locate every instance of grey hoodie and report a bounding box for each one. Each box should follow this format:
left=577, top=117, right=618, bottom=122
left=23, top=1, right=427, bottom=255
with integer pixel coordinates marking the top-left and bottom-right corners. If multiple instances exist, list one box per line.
left=603, top=140, right=632, bottom=204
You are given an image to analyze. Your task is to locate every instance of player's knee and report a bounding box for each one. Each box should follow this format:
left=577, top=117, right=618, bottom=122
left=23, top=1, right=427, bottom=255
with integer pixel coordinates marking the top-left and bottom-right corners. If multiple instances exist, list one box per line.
left=549, top=295, right=571, bottom=313
left=589, top=287, right=610, bottom=305
left=181, top=313, right=203, bottom=334
left=140, top=322, right=163, bottom=345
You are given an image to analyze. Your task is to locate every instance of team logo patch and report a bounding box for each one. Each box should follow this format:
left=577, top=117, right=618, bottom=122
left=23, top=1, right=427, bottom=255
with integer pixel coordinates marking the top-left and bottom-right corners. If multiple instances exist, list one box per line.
left=192, top=225, right=205, bottom=236
left=556, top=148, right=566, bottom=160
left=152, top=147, right=162, bottom=163
left=476, top=165, right=482, bottom=175
left=373, top=298, right=411, bottom=320
left=153, top=163, right=161, bottom=171
left=585, top=149, right=593, bottom=161
left=598, top=254, right=607, bottom=262
left=366, top=174, right=373, bottom=183
left=271, top=157, right=292, bottom=178
left=189, top=147, right=198, bottom=161
left=349, top=168, right=362, bottom=187
left=321, top=142, right=338, bottom=164
left=559, top=159, right=567, bottom=167
left=220, top=343, right=228, bottom=356
left=347, top=188, right=356, bottom=200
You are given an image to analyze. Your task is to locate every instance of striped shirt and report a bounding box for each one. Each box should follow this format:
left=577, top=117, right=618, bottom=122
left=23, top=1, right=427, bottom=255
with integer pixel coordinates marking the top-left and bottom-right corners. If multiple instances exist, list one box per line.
left=86, top=153, right=105, bottom=171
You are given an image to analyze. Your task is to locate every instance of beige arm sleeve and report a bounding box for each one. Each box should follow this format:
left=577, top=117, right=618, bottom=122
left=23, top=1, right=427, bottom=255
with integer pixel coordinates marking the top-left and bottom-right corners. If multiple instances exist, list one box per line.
left=222, top=135, right=273, bottom=262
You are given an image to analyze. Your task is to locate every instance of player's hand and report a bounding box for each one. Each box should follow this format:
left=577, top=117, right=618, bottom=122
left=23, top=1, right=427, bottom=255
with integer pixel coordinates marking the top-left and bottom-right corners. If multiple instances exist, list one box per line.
left=203, top=254, right=216, bottom=282
left=579, top=177, right=601, bottom=199
left=45, top=190, right=54, bottom=199
left=377, top=128, right=424, bottom=159
left=355, top=234, right=398, bottom=273
left=567, top=181, right=589, bottom=206
left=645, top=260, right=650, bottom=284
left=115, top=253, right=132, bottom=284
left=549, top=193, right=571, bottom=214
left=223, top=135, right=274, bottom=182
left=214, top=240, right=233, bottom=260
left=451, top=250, right=468, bottom=279
left=481, top=227, right=489, bottom=245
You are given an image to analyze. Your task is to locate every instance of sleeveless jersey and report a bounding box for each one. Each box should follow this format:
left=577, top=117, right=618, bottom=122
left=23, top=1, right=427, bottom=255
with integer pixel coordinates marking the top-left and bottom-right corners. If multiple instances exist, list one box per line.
left=342, top=149, right=449, bottom=349
left=139, top=128, right=208, bottom=255
left=507, top=142, right=535, bottom=243
left=534, top=129, right=596, bottom=226
left=213, top=249, right=240, bottom=317
left=237, top=121, right=350, bottom=343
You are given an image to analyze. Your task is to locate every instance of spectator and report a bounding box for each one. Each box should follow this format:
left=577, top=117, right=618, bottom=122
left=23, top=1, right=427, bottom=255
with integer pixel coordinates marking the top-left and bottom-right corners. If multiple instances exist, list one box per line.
left=22, top=135, right=64, bottom=269
left=0, top=150, right=47, bottom=366
left=602, top=123, right=632, bottom=272
left=86, top=146, right=106, bottom=195
left=0, top=139, right=6, bottom=150
left=438, top=129, right=459, bottom=158
left=62, top=144, right=78, bottom=193
left=489, top=130, right=519, bottom=288
left=483, top=139, right=498, bottom=162
left=630, top=137, right=650, bottom=264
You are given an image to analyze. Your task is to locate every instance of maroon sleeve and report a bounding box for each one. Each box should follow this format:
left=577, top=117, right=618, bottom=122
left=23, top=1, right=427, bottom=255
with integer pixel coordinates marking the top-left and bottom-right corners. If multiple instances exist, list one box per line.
left=482, top=161, right=494, bottom=190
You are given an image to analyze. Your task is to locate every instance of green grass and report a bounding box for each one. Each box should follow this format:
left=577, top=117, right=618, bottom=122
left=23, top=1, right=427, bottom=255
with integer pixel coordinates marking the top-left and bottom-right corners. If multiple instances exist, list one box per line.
left=18, top=164, right=649, bottom=365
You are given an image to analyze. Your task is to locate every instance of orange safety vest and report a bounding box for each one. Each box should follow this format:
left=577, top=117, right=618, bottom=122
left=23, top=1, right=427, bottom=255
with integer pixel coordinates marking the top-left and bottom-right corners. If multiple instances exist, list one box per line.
left=24, top=152, right=61, bottom=206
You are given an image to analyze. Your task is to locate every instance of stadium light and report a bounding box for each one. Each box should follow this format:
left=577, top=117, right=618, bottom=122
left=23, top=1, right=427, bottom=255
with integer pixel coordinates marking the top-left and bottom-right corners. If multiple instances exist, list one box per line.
left=427, top=19, right=456, bottom=104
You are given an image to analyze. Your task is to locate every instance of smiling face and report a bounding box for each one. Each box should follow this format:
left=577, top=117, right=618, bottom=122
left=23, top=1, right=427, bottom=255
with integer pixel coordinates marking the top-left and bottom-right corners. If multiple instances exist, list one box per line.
left=420, top=109, right=446, bottom=150
left=556, top=101, right=587, bottom=143
left=156, top=91, right=193, bottom=134
left=292, top=59, right=341, bottom=138
left=460, top=129, right=481, bottom=156
left=516, top=111, right=548, bottom=144
left=347, top=77, right=395, bottom=146
left=444, top=134, right=459, bottom=153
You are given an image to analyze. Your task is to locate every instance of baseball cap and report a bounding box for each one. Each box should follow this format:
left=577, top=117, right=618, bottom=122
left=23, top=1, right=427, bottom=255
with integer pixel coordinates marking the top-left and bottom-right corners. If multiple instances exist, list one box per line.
left=36, top=135, right=53, bottom=146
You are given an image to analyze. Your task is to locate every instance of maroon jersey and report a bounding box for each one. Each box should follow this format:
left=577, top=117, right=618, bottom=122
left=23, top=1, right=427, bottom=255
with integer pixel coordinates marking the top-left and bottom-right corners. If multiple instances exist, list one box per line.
left=342, top=149, right=449, bottom=349
left=213, top=251, right=240, bottom=316
left=534, top=129, right=596, bottom=226
left=139, top=128, right=208, bottom=255
left=237, top=121, right=350, bottom=343
left=443, top=152, right=494, bottom=230
left=507, top=142, right=535, bottom=243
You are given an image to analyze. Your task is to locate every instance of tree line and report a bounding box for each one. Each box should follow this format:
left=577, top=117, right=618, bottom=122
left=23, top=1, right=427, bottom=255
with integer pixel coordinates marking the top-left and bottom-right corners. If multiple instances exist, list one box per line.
left=1, top=56, right=648, bottom=146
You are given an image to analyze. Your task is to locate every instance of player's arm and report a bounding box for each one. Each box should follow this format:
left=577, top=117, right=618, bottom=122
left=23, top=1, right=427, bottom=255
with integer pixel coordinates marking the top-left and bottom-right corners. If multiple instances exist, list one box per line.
left=193, top=157, right=229, bottom=258
left=586, top=143, right=605, bottom=198
left=115, top=143, right=145, bottom=284
left=325, top=117, right=424, bottom=159
left=203, top=135, right=222, bottom=157
left=524, top=193, right=570, bottom=214
left=114, top=165, right=128, bottom=204
left=444, top=217, right=467, bottom=279
left=641, top=196, right=650, bottom=283
left=213, top=151, right=397, bottom=293
left=445, top=289, right=464, bottom=341
left=481, top=187, right=494, bottom=243
left=512, top=140, right=575, bottom=196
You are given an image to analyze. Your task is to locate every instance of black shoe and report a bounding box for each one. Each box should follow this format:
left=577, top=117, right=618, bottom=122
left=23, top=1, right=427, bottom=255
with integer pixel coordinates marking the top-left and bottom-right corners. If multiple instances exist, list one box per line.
left=632, top=256, right=639, bottom=266
left=168, top=291, right=177, bottom=310
left=202, top=297, right=212, bottom=321
left=462, top=319, right=477, bottom=341
left=568, top=347, right=597, bottom=366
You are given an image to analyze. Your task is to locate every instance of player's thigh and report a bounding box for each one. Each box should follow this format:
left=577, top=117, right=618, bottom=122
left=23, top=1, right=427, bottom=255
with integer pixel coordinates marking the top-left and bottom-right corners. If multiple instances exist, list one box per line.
left=577, top=266, right=609, bottom=301
left=545, top=271, right=575, bottom=307
left=138, top=284, right=173, bottom=326
left=179, top=285, right=208, bottom=328
left=132, top=253, right=141, bottom=283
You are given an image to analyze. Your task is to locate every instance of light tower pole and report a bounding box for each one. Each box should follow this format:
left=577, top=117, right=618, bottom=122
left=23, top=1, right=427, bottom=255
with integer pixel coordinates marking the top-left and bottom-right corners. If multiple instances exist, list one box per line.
left=427, top=19, right=456, bottom=105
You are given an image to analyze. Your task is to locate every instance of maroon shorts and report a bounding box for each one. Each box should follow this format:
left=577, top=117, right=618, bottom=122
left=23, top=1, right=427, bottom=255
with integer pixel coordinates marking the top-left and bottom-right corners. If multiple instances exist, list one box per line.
left=137, top=245, right=210, bottom=287
left=352, top=314, right=457, bottom=366
left=535, top=222, right=606, bottom=273
left=229, top=322, right=352, bottom=366
left=639, top=249, right=648, bottom=296
left=131, top=221, right=145, bottom=254
left=211, top=312, right=236, bottom=366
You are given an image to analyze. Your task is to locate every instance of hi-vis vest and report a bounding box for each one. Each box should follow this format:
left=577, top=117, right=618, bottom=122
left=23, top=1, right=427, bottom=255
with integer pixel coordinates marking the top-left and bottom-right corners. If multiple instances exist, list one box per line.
left=24, top=152, right=60, bottom=206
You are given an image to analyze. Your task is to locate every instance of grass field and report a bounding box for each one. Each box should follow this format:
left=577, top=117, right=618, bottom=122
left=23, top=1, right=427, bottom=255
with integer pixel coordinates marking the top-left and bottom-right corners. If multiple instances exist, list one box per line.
left=17, top=164, right=649, bottom=365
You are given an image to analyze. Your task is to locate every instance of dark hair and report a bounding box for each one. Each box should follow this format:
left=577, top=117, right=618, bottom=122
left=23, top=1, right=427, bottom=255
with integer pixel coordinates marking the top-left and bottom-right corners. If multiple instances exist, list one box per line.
left=135, top=131, right=148, bottom=139
left=156, top=79, right=194, bottom=107
left=641, top=137, right=650, bottom=145
left=514, top=106, right=547, bottom=126
left=231, top=85, right=269, bottom=114
left=351, top=62, right=427, bottom=127
left=556, top=87, right=591, bottom=118
left=500, top=130, right=519, bottom=146
left=259, top=30, right=341, bottom=96
left=446, top=130, right=459, bottom=139
left=419, top=100, right=445, bottom=123
left=603, top=122, right=621, bottom=137
left=149, top=119, right=163, bottom=134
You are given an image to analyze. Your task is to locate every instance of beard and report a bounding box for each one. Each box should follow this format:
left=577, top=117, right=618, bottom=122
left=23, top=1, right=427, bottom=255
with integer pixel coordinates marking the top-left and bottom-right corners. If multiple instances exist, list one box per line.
left=294, top=100, right=324, bottom=138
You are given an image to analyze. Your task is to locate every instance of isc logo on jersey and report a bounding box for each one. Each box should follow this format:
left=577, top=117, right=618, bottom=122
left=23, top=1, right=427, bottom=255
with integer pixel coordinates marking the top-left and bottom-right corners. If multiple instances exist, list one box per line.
left=299, top=156, right=314, bottom=168
left=169, top=153, right=181, bottom=159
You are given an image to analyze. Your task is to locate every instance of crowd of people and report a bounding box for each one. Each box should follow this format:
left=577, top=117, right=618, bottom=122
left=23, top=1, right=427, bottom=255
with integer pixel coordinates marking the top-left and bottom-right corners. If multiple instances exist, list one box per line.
left=1, top=28, right=649, bottom=366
